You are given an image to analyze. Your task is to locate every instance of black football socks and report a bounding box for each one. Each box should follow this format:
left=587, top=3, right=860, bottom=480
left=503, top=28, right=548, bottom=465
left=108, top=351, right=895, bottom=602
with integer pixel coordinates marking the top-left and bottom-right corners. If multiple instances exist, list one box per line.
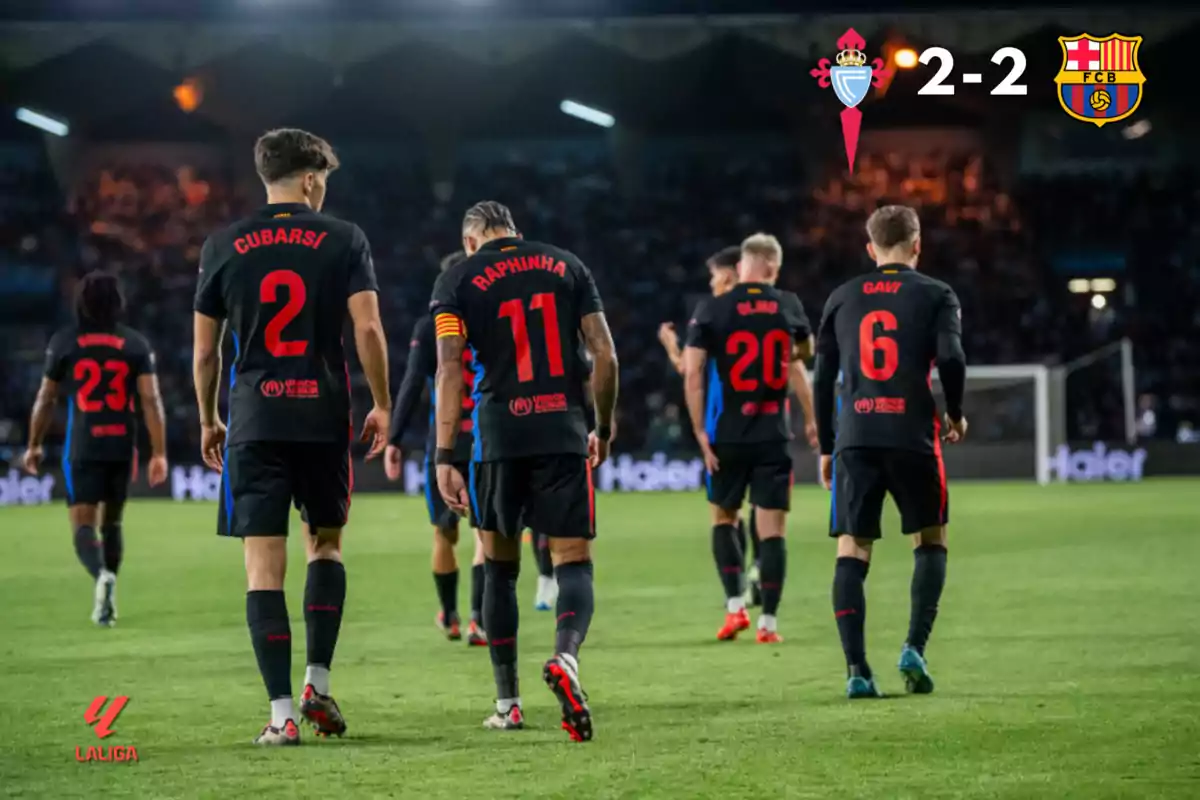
left=483, top=558, right=521, bottom=700
left=73, top=525, right=102, bottom=579
left=304, top=559, right=346, bottom=673
left=833, top=556, right=871, bottom=679
left=758, top=537, right=787, bottom=616
left=247, top=590, right=292, bottom=701
left=433, top=569, right=459, bottom=622
left=736, top=519, right=748, bottom=570
left=711, top=523, right=744, bottom=601
left=907, top=544, right=948, bottom=656
left=553, top=560, right=594, bottom=660
left=470, top=563, right=485, bottom=623
left=748, top=509, right=762, bottom=566
left=100, top=523, right=123, bottom=574
left=533, top=534, right=554, bottom=579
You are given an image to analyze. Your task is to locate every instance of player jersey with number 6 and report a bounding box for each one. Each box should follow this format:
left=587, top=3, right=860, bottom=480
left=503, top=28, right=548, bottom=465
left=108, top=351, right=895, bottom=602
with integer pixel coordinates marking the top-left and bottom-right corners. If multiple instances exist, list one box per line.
left=194, top=202, right=379, bottom=446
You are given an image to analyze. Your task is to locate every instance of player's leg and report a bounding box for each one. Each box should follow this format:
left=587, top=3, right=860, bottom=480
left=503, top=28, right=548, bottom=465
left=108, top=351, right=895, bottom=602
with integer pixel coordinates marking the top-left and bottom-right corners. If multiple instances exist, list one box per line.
left=707, top=448, right=750, bottom=639
left=890, top=451, right=950, bottom=694
left=294, top=443, right=353, bottom=737
left=532, top=532, right=557, bottom=611
left=474, top=460, right=526, bottom=731
left=432, top=520, right=462, bottom=640
left=229, top=443, right=300, bottom=745
left=749, top=449, right=793, bottom=643
left=745, top=505, right=763, bottom=606
left=93, top=461, right=132, bottom=626
left=466, top=529, right=487, bottom=646
left=532, top=455, right=596, bottom=743
left=829, top=449, right=886, bottom=698
left=66, top=462, right=107, bottom=625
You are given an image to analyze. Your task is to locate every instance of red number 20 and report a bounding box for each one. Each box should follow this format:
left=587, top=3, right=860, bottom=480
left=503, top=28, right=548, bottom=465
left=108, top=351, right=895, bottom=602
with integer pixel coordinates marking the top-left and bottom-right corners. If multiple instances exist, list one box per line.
left=498, top=293, right=564, bottom=383
left=727, top=330, right=789, bottom=391
left=75, top=359, right=129, bottom=412
left=859, top=310, right=899, bottom=381
left=260, top=270, right=308, bottom=357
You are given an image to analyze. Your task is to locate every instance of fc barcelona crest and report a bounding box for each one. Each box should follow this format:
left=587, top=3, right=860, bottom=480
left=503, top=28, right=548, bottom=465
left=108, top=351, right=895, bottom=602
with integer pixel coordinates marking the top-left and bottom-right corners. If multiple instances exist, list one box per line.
left=1054, top=33, right=1145, bottom=127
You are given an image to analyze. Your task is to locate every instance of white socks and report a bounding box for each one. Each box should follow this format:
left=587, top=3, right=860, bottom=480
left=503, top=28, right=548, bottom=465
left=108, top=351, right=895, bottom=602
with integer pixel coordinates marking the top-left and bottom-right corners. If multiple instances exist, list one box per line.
left=305, top=665, right=330, bottom=696
left=270, top=697, right=295, bottom=728
left=496, top=697, right=522, bottom=714
left=726, top=596, right=746, bottom=613
left=559, top=653, right=579, bottom=674
left=758, top=614, right=777, bottom=633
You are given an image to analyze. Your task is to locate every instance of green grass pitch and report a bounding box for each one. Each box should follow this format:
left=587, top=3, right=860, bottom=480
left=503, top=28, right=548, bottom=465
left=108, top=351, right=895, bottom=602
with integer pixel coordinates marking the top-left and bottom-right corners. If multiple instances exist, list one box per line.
left=1, top=480, right=1198, bottom=799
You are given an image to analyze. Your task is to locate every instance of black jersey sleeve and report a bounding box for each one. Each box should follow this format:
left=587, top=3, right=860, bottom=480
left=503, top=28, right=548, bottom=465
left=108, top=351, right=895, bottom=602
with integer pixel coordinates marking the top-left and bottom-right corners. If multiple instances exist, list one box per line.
left=574, top=259, right=604, bottom=316
left=784, top=292, right=812, bottom=342
left=390, top=318, right=434, bottom=446
left=347, top=225, right=379, bottom=295
left=429, top=264, right=465, bottom=321
left=813, top=293, right=842, bottom=455
left=683, top=298, right=717, bottom=352
left=194, top=237, right=226, bottom=318
left=43, top=330, right=71, bottom=382
left=934, top=285, right=966, bottom=421
left=130, top=335, right=157, bottom=377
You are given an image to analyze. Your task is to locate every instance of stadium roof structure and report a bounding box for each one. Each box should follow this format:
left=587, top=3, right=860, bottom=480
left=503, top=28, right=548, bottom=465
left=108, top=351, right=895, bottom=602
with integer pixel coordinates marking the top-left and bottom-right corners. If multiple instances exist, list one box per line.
left=0, top=10, right=1192, bottom=140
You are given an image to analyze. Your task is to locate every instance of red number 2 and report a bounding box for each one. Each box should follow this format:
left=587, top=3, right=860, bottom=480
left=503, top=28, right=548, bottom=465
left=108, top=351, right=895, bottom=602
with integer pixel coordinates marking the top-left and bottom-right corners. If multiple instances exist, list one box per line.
left=727, top=330, right=790, bottom=391
left=260, top=270, right=308, bottom=357
left=498, top=293, right=565, bottom=383
left=75, top=359, right=129, bottom=412
left=859, top=310, right=899, bottom=381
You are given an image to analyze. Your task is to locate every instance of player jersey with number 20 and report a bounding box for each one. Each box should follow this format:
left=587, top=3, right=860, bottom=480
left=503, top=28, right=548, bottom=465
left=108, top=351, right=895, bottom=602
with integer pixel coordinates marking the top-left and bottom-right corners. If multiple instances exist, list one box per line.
left=194, top=202, right=379, bottom=446
left=686, top=283, right=811, bottom=445
left=429, top=237, right=602, bottom=462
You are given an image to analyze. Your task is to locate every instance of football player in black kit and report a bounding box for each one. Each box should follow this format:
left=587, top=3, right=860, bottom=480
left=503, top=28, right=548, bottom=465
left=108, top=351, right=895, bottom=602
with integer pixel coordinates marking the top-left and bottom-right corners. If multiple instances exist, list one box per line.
left=430, top=201, right=618, bottom=743
left=812, top=205, right=967, bottom=699
left=193, top=129, right=392, bottom=745
left=683, top=233, right=817, bottom=644
left=22, top=271, right=168, bottom=627
left=384, top=250, right=488, bottom=647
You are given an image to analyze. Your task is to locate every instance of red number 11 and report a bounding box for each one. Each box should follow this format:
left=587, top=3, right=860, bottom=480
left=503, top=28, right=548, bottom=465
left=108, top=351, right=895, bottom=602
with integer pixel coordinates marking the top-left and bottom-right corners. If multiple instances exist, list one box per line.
left=498, top=293, right=564, bottom=383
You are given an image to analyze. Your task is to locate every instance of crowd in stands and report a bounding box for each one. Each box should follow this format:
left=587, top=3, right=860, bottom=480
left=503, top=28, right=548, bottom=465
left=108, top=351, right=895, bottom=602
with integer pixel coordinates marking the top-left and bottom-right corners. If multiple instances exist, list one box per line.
left=0, top=139, right=1195, bottom=465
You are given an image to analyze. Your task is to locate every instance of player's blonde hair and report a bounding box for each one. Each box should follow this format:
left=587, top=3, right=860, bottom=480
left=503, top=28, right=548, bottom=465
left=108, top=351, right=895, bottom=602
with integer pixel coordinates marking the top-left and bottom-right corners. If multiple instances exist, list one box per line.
left=740, top=232, right=783, bottom=265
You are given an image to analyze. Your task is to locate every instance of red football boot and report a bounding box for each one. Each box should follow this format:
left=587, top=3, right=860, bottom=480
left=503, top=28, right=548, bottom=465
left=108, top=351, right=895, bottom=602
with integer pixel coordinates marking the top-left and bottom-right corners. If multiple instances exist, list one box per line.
left=716, top=608, right=751, bottom=641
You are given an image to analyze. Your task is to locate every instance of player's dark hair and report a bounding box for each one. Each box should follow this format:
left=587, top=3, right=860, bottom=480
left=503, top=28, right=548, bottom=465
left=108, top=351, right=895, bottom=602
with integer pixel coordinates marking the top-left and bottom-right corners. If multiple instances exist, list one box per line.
left=706, top=246, right=741, bottom=271
left=254, top=128, right=339, bottom=184
left=462, top=201, right=518, bottom=235
left=866, top=205, right=921, bottom=250
left=74, top=271, right=124, bottom=329
left=440, top=251, right=466, bottom=272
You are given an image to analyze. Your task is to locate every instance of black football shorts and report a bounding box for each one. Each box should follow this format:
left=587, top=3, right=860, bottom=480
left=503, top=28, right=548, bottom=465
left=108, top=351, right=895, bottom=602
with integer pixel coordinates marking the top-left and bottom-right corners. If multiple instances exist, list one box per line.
left=469, top=455, right=595, bottom=540
left=63, top=459, right=132, bottom=507
left=829, top=447, right=949, bottom=539
left=218, top=441, right=351, bottom=537
left=706, top=441, right=793, bottom=512
left=424, top=457, right=474, bottom=529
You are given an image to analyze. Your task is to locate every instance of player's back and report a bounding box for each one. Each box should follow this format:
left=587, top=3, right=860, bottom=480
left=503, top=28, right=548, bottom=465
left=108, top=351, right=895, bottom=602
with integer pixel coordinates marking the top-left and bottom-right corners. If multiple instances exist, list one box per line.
left=691, top=282, right=810, bottom=446
left=46, top=323, right=154, bottom=463
left=195, top=202, right=376, bottom=445
left=822, top=266, right=960, bottom=453
left=432, top=237, right=599, bottom=461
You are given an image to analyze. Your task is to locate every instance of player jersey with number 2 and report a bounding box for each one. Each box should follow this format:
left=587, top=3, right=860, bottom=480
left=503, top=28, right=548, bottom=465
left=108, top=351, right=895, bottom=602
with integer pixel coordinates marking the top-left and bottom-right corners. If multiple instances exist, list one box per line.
left=686, top=283, right=811, bottom=445
left=194, top=202, right=379, bottom=446
left=429, top=237, right=602, bottom=461
left=44, top=324, right=156, bottom=463
left=815, top=264, right=962, bottom=454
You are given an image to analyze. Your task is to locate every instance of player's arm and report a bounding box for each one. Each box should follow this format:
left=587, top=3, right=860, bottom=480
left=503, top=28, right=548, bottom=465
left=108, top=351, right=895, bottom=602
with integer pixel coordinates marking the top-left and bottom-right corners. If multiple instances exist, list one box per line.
left=192, top=313, right=225, bottom=430
left=935, top=286, right=967, bottom=437
left=581, top=312, right=618, bottom=437
left=135, top=346, right=169, bottom=486
left=22, top=376, right=58, bottom=474
left=657, top=322, right=684, bottom=375
left=433, top=317, right=467, bottom=453
left=389, top=320, right=433, bottom=448
left=812, top=297, right=841, bottom=457
left=346, top=226, right=390, bottom=457
left=681, top=345, right=708, bottom=440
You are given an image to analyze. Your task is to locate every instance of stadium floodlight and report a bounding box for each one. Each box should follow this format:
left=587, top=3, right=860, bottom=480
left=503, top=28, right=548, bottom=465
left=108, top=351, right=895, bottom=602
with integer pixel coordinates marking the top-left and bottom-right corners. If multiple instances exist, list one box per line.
left=1090, top=277, right=1116, bottom=293
left=894, top=48, right=918, bottom=69
left=560, top=100, right=615, bottom=128
left=16, top=107, right=68, bottom=137
left=1067, top=278, right=1090, bottom=294
left=1091, top=293, right=1107, bottom=310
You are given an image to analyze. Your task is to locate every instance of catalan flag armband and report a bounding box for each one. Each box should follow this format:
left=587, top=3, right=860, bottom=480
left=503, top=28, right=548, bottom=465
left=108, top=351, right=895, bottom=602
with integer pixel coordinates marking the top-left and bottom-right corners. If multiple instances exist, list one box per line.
left=435, top=313, right=466, bottom=339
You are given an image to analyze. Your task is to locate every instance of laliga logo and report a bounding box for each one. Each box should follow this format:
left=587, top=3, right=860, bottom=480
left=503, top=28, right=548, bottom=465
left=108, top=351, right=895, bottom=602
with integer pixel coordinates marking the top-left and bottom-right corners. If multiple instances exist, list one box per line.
left=76, top=695, right=138, bottom=763
left=810, top=28, right=892, bottom=172
left=509, top=397, right=533, bottom=417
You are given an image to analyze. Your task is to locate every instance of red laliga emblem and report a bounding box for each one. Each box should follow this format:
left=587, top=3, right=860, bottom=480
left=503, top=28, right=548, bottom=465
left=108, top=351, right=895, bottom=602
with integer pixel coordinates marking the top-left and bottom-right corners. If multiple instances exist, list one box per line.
left=261, top=380, right=285, bottom=398
left=509, top=397, right=533, bottom=416
left=854, top=397, right=874, bottom=414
